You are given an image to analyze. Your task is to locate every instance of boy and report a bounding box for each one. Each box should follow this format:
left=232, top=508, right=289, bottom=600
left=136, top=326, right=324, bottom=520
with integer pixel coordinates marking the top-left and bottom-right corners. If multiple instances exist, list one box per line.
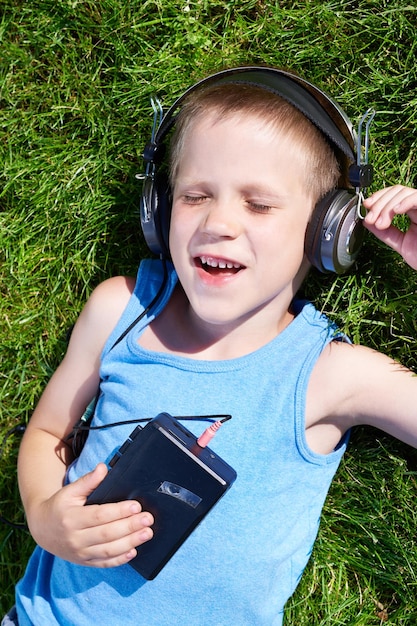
left=7, top=67, right=417, bottom=625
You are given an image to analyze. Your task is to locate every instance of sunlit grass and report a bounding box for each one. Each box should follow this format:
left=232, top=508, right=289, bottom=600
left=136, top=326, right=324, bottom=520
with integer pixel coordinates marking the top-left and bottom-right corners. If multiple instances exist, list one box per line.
left=1, top=0, right=417, bottom=621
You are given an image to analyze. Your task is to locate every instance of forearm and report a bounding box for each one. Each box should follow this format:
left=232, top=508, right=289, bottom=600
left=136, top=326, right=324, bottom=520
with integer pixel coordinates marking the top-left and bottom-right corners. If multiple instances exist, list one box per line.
left=18, top=425, right=72, bottom=527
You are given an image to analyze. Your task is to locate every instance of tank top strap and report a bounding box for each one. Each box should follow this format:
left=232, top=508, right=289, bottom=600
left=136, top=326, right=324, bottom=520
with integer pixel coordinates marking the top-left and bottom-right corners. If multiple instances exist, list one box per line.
left=101, top=259, right=177, bottom=360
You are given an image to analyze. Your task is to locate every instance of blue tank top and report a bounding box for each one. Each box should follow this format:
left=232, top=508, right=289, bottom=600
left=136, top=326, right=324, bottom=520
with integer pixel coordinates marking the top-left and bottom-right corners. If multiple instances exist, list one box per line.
left=16, top=259, right=349, bottom=626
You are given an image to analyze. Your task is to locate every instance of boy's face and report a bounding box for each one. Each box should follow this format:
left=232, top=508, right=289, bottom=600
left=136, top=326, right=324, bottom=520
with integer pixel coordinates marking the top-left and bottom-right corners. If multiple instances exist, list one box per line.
left=169, top=111, right=315, bottom=336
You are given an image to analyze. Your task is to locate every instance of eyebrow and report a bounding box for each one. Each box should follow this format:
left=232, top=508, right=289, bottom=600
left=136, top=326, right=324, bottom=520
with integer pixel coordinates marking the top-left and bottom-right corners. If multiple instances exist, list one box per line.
left=175, top=179, right=289, bottom=197
left=241, top=185, right=291, bottom=202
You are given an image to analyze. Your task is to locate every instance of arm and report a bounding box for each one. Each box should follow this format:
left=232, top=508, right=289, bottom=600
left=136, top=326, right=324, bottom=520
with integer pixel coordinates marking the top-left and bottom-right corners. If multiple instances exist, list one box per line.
left=308, top=186, right=417, bottom=452
left=360, top=185, right=417, bottom=436
left=307, top=341, right=417, bottom=452
left=18, top=276, right=154, bottom=567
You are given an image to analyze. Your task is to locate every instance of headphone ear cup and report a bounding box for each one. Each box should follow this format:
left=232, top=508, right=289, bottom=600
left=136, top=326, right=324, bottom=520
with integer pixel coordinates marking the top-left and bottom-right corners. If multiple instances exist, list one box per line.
left=140, top=171, right=172, bottom=258
left=305, top=189, right=365, bottom=274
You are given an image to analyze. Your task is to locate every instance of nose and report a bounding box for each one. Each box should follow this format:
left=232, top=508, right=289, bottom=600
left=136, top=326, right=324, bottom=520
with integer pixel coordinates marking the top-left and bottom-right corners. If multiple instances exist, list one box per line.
left=201, top=198, right=242, bottom=239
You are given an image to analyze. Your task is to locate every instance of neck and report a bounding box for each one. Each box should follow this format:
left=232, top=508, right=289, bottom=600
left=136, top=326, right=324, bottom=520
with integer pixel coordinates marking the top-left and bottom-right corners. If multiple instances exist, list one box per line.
left=140, top=285, right=296, bottom=360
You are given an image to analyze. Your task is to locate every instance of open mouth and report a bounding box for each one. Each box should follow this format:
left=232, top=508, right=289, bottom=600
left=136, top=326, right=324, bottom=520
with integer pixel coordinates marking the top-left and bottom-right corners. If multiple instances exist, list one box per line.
left=197, top=255, right=243, bottom=275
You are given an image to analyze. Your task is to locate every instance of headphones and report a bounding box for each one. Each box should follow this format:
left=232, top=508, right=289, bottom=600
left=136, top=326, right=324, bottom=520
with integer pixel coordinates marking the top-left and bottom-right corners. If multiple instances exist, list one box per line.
left=139, top=66, right=374, bottom=274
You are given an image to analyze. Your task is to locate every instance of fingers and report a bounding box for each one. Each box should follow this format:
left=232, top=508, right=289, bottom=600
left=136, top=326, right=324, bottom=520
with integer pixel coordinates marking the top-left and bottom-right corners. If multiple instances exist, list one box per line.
left=84, top=499, right=154, bottom=535
left=364, top=185, right=417, bottom=229
left=79, top=505, right=154, bottom=568
left=363, top=221, right=406, bottom=256
left=54, top=500, right=154, bottom=567
left=37, top=464, right=155, bottom=568
left=62, top=485, right=155, bottom=566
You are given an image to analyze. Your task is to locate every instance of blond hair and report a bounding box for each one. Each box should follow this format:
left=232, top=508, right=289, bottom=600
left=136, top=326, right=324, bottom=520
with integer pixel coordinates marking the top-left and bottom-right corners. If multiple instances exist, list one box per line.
left=168, top=83, right=341, bottom=204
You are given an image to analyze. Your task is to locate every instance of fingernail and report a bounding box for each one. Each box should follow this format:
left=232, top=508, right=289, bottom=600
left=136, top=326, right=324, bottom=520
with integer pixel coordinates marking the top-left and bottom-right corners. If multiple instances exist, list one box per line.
left=126, top=549, right=136, bottom=559
left=139, top=528, right=152, bottom=541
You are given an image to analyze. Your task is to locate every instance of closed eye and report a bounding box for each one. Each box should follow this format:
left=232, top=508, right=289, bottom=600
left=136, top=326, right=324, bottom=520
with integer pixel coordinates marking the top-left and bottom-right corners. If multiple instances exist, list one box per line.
left=182, top=195, right=209, bottom=205
left=247, top=201, right=273, bottom=213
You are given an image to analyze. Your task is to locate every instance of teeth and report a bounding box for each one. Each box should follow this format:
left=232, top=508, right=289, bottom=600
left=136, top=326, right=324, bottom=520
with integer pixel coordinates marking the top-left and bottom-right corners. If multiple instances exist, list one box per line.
left=200, top=256, right=241, bottom=269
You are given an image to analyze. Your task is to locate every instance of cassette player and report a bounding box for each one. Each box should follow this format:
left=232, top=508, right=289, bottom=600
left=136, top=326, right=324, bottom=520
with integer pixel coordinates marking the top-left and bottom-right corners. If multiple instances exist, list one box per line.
left=87, top=412, right=237, bottom=579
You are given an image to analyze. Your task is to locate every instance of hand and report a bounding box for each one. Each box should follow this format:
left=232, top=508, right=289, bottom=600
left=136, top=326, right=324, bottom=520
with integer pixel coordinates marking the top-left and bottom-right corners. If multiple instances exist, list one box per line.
left=364, top=185, right=417, bottom=270
left=27, top=463, right=154, bottom=568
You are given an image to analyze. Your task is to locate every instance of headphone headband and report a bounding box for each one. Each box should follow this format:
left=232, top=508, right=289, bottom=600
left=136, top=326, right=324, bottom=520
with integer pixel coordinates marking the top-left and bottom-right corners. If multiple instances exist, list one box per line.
left=147, top=67, right=356, bottom=170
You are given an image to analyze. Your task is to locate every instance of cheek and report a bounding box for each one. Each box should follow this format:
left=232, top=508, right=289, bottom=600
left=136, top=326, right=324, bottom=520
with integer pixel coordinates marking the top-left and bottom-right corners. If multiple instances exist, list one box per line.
left=264, top=214, right=308, bottom=248
left=168, top=207, right=192, bottom=257
left=261, top=218, right=310, bottom=269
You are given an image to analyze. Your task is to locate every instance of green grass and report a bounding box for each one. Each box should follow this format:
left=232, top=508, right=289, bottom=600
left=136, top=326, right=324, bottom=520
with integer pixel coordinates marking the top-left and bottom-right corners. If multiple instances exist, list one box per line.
left=1, top=0, right=417, bottom=622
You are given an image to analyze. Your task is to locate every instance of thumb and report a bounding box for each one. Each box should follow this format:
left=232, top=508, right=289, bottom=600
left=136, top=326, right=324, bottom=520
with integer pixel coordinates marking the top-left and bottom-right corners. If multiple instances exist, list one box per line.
left=69, top=463, right=108, bottom=503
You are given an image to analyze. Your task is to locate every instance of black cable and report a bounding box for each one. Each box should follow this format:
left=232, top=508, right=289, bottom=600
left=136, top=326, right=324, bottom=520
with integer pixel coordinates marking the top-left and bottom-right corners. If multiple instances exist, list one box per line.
left=67, top=414, right=232, bottom=459
left=76, top=414, right=232, bottom=431
left=110, top=257, right=169, bottom=351
left=67, top=258, right=170, bottom=458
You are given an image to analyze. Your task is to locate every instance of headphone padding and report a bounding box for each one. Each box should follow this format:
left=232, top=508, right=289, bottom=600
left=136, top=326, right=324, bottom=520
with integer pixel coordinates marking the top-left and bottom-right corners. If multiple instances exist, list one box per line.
left=140, top=172, right=171, bottom=257
left=305, top=190, right=365, bottom=274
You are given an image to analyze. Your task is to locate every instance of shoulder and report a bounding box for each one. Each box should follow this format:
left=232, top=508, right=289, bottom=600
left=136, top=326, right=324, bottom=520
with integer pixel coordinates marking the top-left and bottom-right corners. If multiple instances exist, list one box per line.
left=87, top=275, right=136, bottom=313
left=307, top=340, right=417, bottom=443
left=308, top=340, right=398, bottom=419
left=69, top=275, right=136, bottom=358
left=30, top=275, right=138, bottom=436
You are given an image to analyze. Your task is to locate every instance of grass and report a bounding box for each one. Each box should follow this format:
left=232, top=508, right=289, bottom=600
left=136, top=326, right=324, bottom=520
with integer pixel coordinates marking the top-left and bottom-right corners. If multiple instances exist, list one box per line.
left=1, top=0, right=417, bottom=622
